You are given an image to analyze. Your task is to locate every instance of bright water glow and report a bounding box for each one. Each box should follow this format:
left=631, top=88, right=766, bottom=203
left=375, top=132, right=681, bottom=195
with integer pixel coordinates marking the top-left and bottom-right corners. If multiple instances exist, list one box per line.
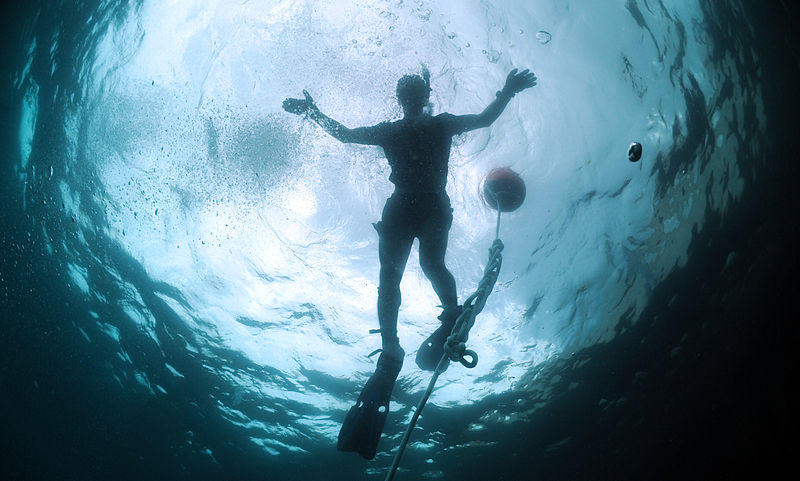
left=18, top=0, right=764, bottom=459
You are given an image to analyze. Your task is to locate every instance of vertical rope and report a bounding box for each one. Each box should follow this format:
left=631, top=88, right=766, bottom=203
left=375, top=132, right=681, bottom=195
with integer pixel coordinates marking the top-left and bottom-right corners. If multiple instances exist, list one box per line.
left=495, top=206, right=502, bottom=240
left=384, top=211, right=504, bottom=481
left=384, top=354, right=448, bottom=481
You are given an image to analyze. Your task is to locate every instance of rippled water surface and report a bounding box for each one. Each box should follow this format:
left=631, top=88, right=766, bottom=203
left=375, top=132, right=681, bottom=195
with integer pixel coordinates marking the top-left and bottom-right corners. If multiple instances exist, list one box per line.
left=1, top=1, right=797, bottom=480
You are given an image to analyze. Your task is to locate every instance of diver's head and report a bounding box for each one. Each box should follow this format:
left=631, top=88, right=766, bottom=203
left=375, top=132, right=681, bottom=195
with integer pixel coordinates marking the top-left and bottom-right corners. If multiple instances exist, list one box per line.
left=396, top=74, right=431, bottom=113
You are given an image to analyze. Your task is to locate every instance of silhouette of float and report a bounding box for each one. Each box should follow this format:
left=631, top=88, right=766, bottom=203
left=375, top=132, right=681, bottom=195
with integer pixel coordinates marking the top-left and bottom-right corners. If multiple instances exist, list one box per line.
left=482, top=167, right=526, bottom=212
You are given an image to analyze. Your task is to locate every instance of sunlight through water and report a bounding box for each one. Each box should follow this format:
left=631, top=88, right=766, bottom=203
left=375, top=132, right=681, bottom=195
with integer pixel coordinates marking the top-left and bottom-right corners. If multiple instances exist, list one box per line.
left=2, top=0, right=771, bottom=478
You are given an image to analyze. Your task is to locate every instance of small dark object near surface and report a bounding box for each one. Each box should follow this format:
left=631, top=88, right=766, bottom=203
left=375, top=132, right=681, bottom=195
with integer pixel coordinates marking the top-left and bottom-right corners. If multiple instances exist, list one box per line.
left=628, top=142, right=643, bottom=162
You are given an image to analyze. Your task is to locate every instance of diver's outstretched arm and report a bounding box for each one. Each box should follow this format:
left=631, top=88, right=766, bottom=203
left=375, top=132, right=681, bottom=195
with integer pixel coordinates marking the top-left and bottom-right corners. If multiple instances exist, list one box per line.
left=450, top=68, right=537, bottom=133
left=283, top=90, right=379, bottom=145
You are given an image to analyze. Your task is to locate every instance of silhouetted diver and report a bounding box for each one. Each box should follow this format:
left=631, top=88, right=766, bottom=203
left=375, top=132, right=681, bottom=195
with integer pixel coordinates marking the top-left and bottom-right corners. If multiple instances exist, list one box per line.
left=283, top=66, right=536, bottom=459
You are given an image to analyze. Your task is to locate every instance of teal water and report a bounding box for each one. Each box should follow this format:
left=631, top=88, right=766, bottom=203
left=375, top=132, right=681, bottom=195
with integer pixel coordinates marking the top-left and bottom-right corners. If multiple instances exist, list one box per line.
left=1, top=1, right=797, bottom=480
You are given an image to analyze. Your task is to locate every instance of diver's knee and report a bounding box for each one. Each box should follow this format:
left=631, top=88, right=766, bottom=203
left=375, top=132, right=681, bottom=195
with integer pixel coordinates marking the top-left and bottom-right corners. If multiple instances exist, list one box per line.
left=420, top=259, right=446, bottom=278
left=379, top=267, right=404, bottom=287
left=377, top=282, right=401, bottom=300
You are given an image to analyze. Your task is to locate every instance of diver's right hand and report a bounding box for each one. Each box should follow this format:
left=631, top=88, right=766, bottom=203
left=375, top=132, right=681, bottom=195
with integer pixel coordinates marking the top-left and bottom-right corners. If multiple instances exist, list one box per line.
left=282, top=90, right=316, bottom=115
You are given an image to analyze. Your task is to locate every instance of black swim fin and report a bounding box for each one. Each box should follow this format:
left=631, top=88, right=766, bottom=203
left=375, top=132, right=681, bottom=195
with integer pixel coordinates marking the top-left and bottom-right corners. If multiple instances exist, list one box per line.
left=337, top=346, right=404, bottom=460
left=415, top=306, right=463, bottom=372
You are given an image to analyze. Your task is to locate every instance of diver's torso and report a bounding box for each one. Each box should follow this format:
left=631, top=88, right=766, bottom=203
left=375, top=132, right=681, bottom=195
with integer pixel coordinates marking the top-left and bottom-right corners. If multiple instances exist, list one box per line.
left=381, top=114, right=453, bottom=193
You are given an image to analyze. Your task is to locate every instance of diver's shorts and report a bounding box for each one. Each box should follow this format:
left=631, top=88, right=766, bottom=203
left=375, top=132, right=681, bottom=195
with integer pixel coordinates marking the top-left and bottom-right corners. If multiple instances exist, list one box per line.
left=374, top=191, right=453, bottom=239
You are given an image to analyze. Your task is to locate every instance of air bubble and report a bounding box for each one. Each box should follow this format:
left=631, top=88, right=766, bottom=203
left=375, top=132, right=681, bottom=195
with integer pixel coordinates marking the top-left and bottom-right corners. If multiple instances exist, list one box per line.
left=483, top=49, right=501, bottom=63
left=536, top=30, right=552, bottom=44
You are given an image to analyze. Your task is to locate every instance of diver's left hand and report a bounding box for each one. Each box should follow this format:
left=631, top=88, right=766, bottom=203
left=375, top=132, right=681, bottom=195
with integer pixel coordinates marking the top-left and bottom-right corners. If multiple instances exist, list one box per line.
left=282, top=90, right=316, bottom=115
left=502, top=69, right=537, bottom=96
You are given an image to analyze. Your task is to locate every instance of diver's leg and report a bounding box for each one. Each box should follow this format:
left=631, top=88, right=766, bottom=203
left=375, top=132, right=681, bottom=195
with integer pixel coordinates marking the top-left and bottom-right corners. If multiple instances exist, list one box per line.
left=415, top=198, right=461, bottom=371
left=337, top=202, right=412, bottom=459
left=377, top=223, right=414, bottom=351
left=418, top=206, right=457, bottom=309
left=340, top=262, right=408, bottom=460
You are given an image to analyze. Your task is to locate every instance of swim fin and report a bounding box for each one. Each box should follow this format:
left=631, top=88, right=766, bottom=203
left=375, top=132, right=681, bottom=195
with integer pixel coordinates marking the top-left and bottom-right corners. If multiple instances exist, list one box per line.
left=337, top=345, right=404, bottom=460
left=415, top=305, right=463, bottom=372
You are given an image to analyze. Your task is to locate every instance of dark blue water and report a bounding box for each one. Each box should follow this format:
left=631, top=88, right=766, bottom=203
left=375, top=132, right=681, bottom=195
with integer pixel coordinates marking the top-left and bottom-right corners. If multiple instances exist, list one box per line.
left=1, top=1, right=798, bottom=480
